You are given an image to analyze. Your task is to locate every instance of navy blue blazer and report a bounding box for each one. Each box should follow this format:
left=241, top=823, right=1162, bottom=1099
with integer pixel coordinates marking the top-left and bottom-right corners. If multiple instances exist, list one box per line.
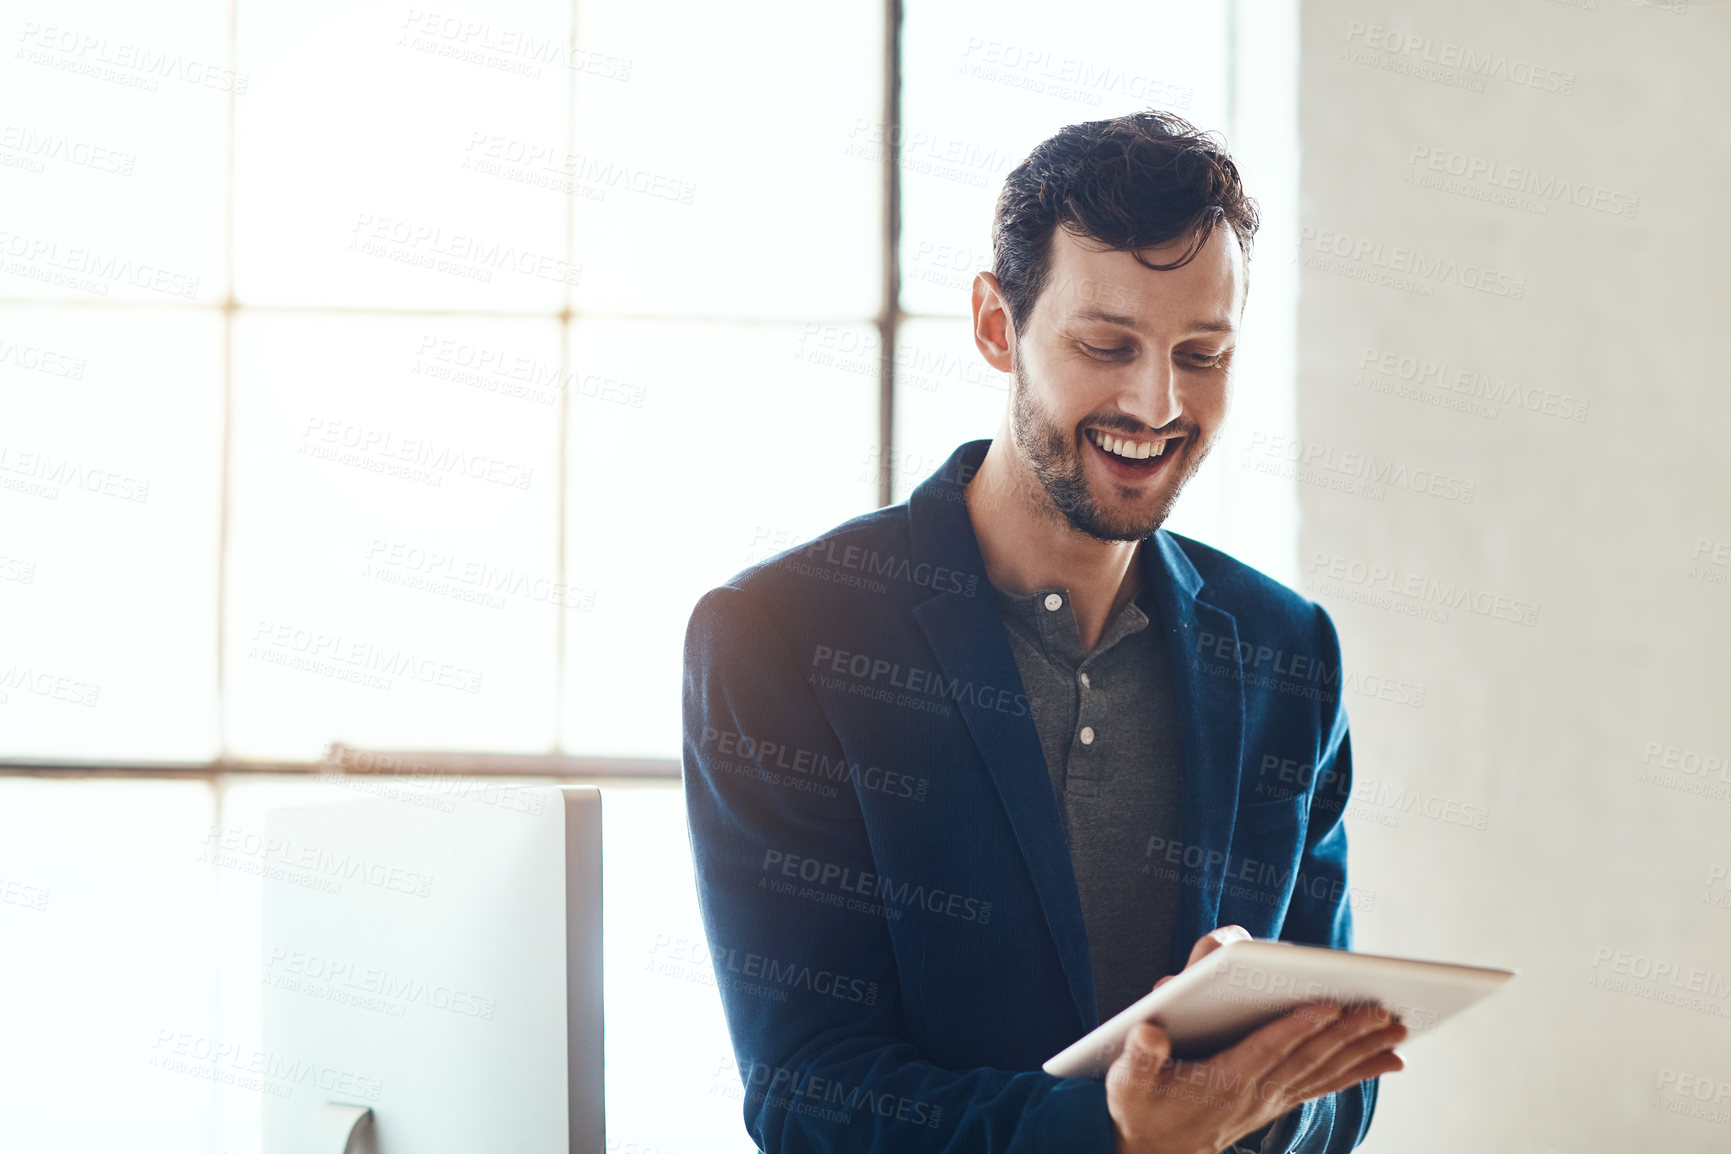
left=683, top=440, right=1378, bottom=1153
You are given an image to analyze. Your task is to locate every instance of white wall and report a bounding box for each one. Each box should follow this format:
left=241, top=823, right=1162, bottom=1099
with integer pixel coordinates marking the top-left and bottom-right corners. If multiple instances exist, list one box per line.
left=1295, top=1, right=1731, bottom=1149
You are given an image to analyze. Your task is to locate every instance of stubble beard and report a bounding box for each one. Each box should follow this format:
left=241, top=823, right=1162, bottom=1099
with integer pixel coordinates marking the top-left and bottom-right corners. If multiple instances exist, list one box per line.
left=1008, top=350, right=1211, bottom=543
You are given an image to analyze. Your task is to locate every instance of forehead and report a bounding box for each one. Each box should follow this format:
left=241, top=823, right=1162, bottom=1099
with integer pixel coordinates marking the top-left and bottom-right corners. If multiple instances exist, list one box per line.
left=1037, top=223, right=1244, bottom=331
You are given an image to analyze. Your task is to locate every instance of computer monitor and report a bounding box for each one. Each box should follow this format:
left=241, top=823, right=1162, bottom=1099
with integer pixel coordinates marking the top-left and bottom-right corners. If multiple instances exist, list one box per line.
left=260, top=784, right=602, bottom=1153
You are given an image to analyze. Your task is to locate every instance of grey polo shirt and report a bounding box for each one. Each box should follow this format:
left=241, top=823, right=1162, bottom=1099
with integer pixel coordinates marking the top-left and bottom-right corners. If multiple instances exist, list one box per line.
left=992, top=580, right=1185, bottom=1021
left=994, top=576, right=1300, bottom=1153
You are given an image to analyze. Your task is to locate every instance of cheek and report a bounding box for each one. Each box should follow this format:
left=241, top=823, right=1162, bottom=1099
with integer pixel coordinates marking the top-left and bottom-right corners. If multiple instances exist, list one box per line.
left=1023, top=353, right=1112, bottom=424
left=1181, top=377, right=1230, bottom=430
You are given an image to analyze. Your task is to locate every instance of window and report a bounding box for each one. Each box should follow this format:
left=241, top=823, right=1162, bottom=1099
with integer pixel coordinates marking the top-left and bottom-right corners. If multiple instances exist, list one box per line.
left=0, top=0, right=1293, bottom=764
left=1, top=1, right=1289, bottom=1150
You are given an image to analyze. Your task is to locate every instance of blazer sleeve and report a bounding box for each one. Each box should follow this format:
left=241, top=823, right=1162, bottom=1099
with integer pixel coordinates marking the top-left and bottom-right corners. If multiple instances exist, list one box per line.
left=682, top=584, right=1118, bottom=1154
left=1266, top=604, right=1382, bottom=1153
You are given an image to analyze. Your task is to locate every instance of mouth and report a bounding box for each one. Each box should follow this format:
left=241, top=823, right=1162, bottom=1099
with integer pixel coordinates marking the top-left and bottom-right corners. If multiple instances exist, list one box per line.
left=1084, top=427, right=1182, bottom=478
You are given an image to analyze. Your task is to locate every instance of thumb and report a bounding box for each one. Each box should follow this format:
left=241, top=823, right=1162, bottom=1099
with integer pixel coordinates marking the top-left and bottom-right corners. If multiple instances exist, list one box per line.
left=1187, top=924, right=1252, bottom=968
left=1113, top=1021, right=1174, bottom=1086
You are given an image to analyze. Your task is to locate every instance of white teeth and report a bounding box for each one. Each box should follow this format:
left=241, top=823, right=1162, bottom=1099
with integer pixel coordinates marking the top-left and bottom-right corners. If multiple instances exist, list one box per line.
left=1090, top=429, right=1166, bottom=461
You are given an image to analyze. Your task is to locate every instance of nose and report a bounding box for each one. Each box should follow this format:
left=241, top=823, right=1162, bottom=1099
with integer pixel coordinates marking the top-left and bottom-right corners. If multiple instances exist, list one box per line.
left=1119, top=353, right=1182, bottom=433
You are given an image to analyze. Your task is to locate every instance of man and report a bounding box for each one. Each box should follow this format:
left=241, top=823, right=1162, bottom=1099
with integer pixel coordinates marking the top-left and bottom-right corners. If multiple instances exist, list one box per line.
left=683, top=111, right=1402, bottom=1154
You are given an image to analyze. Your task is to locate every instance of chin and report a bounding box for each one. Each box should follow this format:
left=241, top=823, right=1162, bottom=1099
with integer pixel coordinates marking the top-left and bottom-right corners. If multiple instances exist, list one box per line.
left=1072, top=491, right=1174, bottom=542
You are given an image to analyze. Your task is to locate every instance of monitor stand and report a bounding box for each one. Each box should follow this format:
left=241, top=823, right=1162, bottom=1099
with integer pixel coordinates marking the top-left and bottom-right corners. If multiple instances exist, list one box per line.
left=312, top=1103, right=374, bottom=1154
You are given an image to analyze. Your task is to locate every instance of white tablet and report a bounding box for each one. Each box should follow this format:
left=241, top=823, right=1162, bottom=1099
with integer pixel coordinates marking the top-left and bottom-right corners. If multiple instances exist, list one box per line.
left=1043, top=939, right=1515, bottom=1079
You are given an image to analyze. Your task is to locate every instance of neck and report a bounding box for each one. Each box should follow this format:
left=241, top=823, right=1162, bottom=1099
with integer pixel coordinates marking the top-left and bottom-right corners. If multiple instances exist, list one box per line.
left=964, top=435, right=1144, bottom=653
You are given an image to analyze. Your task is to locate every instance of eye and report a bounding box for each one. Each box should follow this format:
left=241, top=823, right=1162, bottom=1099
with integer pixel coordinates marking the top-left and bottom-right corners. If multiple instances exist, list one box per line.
left=1183, top=350, right=1228, bottom=368
left=1081, top=343, right=1130, bottom=360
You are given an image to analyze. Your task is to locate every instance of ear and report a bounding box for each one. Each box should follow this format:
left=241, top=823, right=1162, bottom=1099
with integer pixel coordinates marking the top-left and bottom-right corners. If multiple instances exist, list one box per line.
left=971, top=271, right=1014, bottom=373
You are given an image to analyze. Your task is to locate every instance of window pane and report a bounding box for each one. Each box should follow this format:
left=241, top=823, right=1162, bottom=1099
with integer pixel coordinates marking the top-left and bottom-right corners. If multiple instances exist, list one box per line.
left=0, top=778, right=217, bottom=1151
left=0, top=305, right=222, bottom=759
left=572, top=0, right=881, bottom=319
left=899, top=0, right=1230, bottom=317
left=562, top=319, right=878, bottom=758
left=890, top=316, right=1006, bottom=504
left=234, top=0, right=571, bottom=311
left=224, top=313, right=563, bottom=760
left=0, top=0, right=227, bottom=305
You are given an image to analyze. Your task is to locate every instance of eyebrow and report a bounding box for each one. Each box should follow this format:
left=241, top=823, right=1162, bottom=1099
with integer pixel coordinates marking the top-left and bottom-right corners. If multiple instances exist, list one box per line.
left=1071, top=307, right=1236, bottom=336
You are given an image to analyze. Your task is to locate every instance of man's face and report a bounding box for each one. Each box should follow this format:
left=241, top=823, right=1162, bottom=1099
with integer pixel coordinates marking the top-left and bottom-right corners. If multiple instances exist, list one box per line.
left=987, top=223, right=1244, bottom=541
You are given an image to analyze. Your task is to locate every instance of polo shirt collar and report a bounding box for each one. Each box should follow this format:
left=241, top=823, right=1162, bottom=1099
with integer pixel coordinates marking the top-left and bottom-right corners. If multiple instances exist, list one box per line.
left=906, top=437, right=1207, bottom=606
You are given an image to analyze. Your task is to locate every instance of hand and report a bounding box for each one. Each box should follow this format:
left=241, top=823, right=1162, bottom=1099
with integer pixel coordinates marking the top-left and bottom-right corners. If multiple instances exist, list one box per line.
left=1152, top=924, right=1253, bottom=991
left=1107, top=926, right=1407, bottom=1154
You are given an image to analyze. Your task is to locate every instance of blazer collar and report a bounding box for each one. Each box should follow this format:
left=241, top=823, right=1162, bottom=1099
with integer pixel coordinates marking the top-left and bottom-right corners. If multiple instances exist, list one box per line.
left=907, top=439, right=995, bottom=578
left=1139, top=532, right=1247, bottom=975
left=908, top=440, right=1247, bottom=1013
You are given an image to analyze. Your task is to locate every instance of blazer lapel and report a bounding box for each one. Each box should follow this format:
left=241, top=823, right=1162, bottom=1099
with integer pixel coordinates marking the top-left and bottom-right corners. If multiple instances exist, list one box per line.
left=903, top=444, right=1250, bottom=1023
left=912, top=590, right=1098, bottom=1031
left=1142, top=532, right=1246, bottom=975
left=907, top=442, right=1098, bottom=1031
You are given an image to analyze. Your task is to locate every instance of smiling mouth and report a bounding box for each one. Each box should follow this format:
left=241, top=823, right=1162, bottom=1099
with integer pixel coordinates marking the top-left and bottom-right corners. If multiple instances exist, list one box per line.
left=1084, top=427, right=1180, bottom=470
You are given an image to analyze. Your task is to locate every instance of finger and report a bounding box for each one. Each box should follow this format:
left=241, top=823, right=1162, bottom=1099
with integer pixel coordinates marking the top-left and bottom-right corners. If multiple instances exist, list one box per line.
left=1267, top=1006, right=1404, bottom=1089
left=1299, top=1049, right=1406, bottom=1102
left=1325, top=1021, right=1408, bottom=1076
left=1289, top=1021, right=1407, bottom=1098
left=1108, top=1021, right=1173, bottom=1095
left=1213, top=1001, right=1344, bottom=1078
left=1187, top=924, right=1252, bottom=968
left=1339, top=1002, right=1400, bottom=1031
left=1120, top=1021, right=1174, bottom=1077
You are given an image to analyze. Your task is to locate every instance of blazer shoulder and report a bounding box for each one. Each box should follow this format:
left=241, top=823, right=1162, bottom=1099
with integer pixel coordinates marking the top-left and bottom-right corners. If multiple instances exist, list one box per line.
left=1165, top=531, right=1332, bottom=638
left=697, top=502, right=919, bottom=615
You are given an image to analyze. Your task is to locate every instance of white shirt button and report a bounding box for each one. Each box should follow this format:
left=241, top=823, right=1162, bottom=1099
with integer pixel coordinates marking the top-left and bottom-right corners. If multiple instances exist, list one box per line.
left=1079, top=672, right=1091, bottom=689
left=1079, top=726, right=1095, bottom=745
left=1043, top=593, right=1063, bottom=612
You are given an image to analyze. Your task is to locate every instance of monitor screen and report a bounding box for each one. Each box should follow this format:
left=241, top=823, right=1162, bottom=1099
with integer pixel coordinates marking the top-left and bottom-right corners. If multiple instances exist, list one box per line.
left=260, top=784, right=602, bottom=1153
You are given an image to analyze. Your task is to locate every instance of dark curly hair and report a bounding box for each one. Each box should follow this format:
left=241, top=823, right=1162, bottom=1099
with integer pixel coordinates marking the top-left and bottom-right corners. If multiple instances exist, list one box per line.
left=990, top=110, right=1259, bottom=332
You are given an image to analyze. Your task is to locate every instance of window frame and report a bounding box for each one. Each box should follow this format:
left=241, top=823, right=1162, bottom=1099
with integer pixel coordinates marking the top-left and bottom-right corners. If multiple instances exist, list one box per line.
left=2, top=0, right=1281, bottom=783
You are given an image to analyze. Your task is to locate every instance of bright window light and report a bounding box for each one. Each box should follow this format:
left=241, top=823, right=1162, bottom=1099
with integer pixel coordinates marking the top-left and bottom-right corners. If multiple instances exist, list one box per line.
left=2, top=3, right=1277, bottom=1151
